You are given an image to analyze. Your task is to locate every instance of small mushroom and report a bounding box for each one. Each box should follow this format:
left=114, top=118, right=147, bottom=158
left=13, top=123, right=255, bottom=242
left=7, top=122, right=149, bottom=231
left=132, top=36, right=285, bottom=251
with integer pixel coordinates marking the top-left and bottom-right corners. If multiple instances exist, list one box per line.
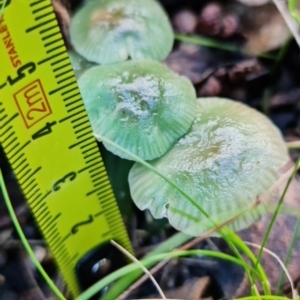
left=129, top=98, right=289, bottom=236
left=70, top=0, right=174, bottom=65
left=78, top=60, right=197, bottom=161
left=68, top=50, right=96, bottom=79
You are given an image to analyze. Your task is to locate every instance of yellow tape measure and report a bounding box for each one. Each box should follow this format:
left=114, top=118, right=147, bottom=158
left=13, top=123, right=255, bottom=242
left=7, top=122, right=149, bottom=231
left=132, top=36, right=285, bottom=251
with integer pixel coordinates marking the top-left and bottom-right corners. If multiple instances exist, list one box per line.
left=0, top=0, right=133, bottom=296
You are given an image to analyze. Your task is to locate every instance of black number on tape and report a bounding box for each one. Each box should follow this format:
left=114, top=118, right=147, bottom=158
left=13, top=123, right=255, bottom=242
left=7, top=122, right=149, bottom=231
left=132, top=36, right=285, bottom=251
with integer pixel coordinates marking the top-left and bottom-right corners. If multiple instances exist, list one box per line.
left=53, top=172, right=77, bottom=191
left=5, top=62, right=36, bottom=87
left=32, top=121, right=57, bottom=140
left=71, top=215, right=94, bottom=234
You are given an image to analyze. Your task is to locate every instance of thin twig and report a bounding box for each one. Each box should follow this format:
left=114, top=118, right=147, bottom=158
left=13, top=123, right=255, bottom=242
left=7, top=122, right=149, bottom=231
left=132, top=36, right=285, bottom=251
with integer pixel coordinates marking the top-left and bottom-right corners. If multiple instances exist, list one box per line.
left=110, top=240, right=166, bottom=299
left=244, top=241, right=298, bottom=300
left=286, top=141, right=300, bottom=150
left=272, top=0, right=300, bottom=48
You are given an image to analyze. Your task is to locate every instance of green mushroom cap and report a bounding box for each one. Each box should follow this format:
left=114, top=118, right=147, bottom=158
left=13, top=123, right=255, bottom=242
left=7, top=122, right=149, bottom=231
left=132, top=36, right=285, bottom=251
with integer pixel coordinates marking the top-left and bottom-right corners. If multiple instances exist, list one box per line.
left=78, top=60, right=197, bottom=161
left=129, top=98, right=289, bottom=236
left=70, top=0, right=174, bottom=65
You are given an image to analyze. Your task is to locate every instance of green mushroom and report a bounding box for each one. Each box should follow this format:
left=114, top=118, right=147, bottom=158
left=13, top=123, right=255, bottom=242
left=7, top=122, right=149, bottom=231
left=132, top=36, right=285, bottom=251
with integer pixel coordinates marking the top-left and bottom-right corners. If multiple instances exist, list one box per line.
left=129, top=98, right=289, bottom=236
left=78, top=60, right=197, bottom=161
left=70, top=0, right=174, bottom=65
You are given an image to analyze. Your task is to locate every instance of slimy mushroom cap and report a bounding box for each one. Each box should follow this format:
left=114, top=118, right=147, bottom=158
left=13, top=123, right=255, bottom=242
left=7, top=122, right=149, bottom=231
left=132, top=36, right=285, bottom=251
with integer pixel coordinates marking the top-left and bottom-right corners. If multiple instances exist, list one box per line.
left=78, top=60, right=197, bottom=161
left=70, top=0, right=174, bottom=64
left=129, top=97, right=289, bottom=235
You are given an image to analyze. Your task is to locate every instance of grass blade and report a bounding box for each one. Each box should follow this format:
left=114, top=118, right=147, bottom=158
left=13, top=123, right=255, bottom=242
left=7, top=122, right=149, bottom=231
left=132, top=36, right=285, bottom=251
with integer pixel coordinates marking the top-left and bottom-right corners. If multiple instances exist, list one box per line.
left=0, top=169, right=66, bottom=300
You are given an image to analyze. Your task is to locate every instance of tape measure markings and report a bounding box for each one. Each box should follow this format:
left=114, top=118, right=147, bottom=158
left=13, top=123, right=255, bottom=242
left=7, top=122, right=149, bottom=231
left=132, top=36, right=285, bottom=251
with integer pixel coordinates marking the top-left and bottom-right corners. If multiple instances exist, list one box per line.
left=1, top=0, right=133, bottom=295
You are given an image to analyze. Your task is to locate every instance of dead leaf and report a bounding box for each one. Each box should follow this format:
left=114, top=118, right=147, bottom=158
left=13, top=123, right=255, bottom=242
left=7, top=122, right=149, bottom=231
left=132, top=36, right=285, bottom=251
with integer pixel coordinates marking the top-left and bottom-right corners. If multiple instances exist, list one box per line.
left=235, top=177, right=300, bottom=297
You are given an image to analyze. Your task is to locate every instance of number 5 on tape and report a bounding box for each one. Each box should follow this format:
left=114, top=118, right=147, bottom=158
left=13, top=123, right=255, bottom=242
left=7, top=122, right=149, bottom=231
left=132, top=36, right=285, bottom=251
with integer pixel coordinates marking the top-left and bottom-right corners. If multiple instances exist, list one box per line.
left=0, top=0, right=133, bottom=296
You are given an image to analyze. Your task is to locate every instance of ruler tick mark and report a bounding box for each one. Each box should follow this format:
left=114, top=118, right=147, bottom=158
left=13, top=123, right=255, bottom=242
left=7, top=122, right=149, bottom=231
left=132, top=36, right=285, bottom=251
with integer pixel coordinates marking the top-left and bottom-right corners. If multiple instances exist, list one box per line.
left=55, top=68, right=73, bottom=79
left=39, top=215, right=52, bottom=228
left=61, top=233, right=71, bottom=243
left=94, top=211, right=103, bottom=218
left=76, top=131, right=93, bottom=141
left=37, top=206, right=49, bottom=219
left=93, top=179, right=108, bottom=188
left=103, top=210, right=120, bottom=219
left=99, top=196, right=116, bottom=206
left=0, top=114, right=7, bottom=122
left=46, top=44, right=64, bottom=54
left=26, top=189, right=39, bottom=201
left=23, top=178, right=36, bottom=192
left=31, top=200, right=45, bottom=211
left=47, top=228, right=59, bottom=241
left=30, top=0, right=46, bottom=7
left=52, top=248, right=67, bottom=260
left=32, top=3, right=52, bottom=13
left=81, top=145, right=98, bottom=155
left=85, top=156, right=100, bottom=165
left=8, top=141, right=31, bottom=160
left=97, top=190, right=114, bottom=199
left=52, top=212, right=62, bottom=222
left=10, top=154, right=23, bottom=170
left=1, top=126, right=13, bottom=141
left=69, top=136, right=94, bottom=149
left=30, top=192, right=42, bottom=205
left=37, top=190, right=52, bottom=203
left=53, top=64, right=70, bottom=74
left=15, top=162, right=29, bottom=175
left=40, top=25, right=58, bottom=35
left=50, top=56, right=68, bottom=67
left=2, top=136, right=17, bottom=148
left=61, top=86, right=77, bottom=96
left=63, top=92, right=81, bottom=102
left=51, top=236, right=62, bottom=248
left=71, top=115, right=89, bottom=126
left=87, top=184, right=111, bottom=196
left=19, top=167, right=41, bottom=186
left=90, top=169, right=104, bottom=178
left=72, top=253, right=79, bottom=262
left=78, top=162, right=99, bottom=173
left=67, top=105, right=85, bottom=114
left=26, top=17, right=56, bottom=33
left=80, top=143, right=98, bottom=153
left=38, top=51, right=66, bottom=65
left=59, top=109, right=86, bottom=124
left=57, top=75, right=74, bottom=85
left=49, top=81, right=77, bottom=95
left=83, top=150, right=100, bottom=164
left=15, top=164, right=31, bottom=181
left=44, top=38, right=61, bottom=48
left=0, top=113, right=18, bottom=129
left=83, top=151, right=99, bottom=160
left=102, top=231, right=111, bottom=237
left=35, top=11, right=53, bottom=21
left=1, top=131, right=15, bottom=146
left=11, top=155, right=26, bottom=169
left=65, top=99, right=82, bottom=107
left=91, top=176, right=104, bottom=184
left=6, top=142, right=20, bottom=156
